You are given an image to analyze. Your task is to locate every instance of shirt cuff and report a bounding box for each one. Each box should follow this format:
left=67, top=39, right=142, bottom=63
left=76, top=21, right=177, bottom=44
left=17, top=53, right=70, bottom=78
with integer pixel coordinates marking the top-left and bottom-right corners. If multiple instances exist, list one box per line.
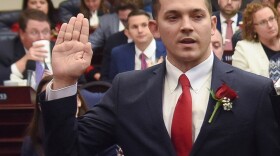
left=46, top=80, right=77, bottom=101
left=10, top=63, right=23, bottom=80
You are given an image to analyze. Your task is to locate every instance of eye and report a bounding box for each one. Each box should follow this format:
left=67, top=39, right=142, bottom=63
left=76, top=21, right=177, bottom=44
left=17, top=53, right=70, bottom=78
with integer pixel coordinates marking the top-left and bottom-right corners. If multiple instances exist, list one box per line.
left=167, top=15, right=178, bottom=22
left=192, top=14, right=204, bottom=21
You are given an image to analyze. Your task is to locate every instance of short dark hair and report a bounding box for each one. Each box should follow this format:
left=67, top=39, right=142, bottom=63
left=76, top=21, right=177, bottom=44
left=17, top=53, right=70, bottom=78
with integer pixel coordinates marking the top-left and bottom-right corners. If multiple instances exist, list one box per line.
left=127, top=9, right=151, bottom=28
left=152, top=0, right=212, bottom=19
left=18, top=9, right=50, bottom=31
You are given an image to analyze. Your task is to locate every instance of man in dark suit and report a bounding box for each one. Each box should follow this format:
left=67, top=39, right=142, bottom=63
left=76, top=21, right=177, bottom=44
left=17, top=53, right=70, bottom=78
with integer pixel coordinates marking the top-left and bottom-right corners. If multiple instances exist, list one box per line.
left=0, top=9, right=53, bottom=85
left=100, top=30, right=130, bottom=82
left=108, top=10, right=166, bottom=81
left=40, top=0, right=280, bottom=155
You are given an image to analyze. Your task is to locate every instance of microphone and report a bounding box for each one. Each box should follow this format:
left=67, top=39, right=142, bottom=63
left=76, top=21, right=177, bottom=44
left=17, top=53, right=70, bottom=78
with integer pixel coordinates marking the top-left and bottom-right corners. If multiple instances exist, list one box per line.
left=26, top=60, right=35, bottom=87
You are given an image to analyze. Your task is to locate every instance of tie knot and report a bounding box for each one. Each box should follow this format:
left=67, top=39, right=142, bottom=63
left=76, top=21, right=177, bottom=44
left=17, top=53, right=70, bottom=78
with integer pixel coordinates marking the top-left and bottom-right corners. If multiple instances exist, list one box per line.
left=179, top=74, right=191, bottom=88
left=140, top=53, right=146, bottom=59
left=226, top=19, right=233, bottom=25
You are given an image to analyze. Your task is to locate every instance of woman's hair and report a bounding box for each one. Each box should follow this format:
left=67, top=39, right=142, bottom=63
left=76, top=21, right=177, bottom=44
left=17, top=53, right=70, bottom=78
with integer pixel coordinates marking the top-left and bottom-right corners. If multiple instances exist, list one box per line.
left=242, top=3, right=280, bottom=42
left=22, top=0, right=59, bottom=29
left=80, top=0, right=110, bottom=20
left=27, top=75, right=53, bottom=156
left=274, top=0, right=280, bottom=9
left=27, top=75, right=88, bottom=155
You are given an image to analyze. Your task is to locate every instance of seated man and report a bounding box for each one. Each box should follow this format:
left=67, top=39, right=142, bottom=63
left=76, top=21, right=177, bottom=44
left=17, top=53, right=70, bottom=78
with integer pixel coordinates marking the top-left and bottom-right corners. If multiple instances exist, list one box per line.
left=109, top=9, right=166, bottom=81
left=0, top=9, right=53, bottom=86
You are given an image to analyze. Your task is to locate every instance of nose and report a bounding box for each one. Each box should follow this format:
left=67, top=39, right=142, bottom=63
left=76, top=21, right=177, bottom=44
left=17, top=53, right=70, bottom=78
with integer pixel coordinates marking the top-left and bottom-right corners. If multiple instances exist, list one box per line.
left=138, top=26, right=143, bottom=33
left=38, top=33, right=45, bottom=40
left=180, top=16, right=194, bottom=34
left=227, top=0, right=232, bottom=4
left=267, top=20, right=273, bottom=27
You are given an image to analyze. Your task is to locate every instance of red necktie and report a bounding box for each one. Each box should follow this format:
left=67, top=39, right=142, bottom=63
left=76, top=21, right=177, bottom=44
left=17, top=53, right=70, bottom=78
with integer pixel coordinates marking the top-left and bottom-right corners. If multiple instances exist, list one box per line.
left=140, top=53, right=147, bottom=70
left=171, top=74, right=192, bottom=156
left=224, top=19, right=233, bottom=51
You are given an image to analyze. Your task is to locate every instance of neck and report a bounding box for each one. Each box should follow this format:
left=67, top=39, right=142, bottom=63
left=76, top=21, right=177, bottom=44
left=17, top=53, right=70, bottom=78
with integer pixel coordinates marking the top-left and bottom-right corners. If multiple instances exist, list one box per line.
left=260, top=37, right=280, bottom=51
left=135, top=38, right=153, bottom=52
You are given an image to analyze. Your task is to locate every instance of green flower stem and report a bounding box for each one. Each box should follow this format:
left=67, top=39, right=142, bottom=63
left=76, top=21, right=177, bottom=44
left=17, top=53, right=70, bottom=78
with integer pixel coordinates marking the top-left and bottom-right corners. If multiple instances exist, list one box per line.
left=208, top=101, right=222, bottom=123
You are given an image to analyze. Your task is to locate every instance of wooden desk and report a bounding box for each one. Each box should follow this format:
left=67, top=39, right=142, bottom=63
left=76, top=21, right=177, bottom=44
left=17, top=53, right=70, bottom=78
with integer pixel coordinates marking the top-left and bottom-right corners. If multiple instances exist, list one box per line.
left=0, top=86, right=35, bottom=156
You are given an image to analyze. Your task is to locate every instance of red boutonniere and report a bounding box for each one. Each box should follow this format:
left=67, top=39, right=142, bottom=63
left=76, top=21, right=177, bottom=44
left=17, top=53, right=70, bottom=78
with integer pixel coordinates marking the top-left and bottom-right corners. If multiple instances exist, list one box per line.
left=208, top=83, right=238, bottom=123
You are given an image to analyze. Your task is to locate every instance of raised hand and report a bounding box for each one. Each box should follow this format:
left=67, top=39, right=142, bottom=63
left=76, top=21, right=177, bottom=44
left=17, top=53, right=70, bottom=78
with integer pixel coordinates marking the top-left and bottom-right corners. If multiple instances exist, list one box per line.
left=51, top=14, right=93, bottom=89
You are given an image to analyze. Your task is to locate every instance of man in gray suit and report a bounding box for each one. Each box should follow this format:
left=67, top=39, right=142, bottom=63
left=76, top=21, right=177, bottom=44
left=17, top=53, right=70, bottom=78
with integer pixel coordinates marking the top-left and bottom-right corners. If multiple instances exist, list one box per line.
left=89, top=0, right=138, bottom=51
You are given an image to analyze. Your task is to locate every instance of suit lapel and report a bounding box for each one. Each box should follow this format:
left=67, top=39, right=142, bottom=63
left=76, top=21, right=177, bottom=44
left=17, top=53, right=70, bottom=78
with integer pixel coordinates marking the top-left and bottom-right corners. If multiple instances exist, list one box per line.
left=146, top=63, right=177, bottom=155
left=191, top=56, right=235, bottom=155
left=125, top=43, right=136, bottom=70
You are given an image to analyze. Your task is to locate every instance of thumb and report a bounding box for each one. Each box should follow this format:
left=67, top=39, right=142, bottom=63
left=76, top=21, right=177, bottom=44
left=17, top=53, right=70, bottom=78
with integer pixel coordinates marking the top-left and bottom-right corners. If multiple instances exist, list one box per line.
left=83, top=42, right=93, bottom=65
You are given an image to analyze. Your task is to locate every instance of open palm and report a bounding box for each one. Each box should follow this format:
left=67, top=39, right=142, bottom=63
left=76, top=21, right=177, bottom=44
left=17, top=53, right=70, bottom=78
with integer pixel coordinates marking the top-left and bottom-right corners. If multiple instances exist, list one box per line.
left=52, top=14, right=92, bottom=88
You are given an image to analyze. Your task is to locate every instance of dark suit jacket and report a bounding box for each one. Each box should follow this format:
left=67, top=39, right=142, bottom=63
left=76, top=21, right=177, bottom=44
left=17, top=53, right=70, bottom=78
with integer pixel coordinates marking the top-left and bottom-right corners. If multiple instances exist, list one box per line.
left=41, top=56, right=280, bottom=156
left=0, top=37, right=54, bottom=85
left=101, top=31, right=128, bottom=82
left=108, top=40, right=166, bottom=82
left=213, top=11, right=243, bottom=35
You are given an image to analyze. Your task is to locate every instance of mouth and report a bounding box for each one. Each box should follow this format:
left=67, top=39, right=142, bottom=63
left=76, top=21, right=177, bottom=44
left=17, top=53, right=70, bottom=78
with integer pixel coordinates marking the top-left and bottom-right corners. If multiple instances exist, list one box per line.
left=178, top=38, right=196, bottom=44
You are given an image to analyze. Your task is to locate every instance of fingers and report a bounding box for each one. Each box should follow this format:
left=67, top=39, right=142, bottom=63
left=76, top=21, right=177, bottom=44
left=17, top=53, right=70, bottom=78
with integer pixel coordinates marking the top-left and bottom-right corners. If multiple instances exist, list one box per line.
left=80, top=18, right=89, bottom=44
left=56, top=23, right=67, bottom=45
left=72, top=14, right=84, bottom=41
left=56, top=14, right=89, bottom=44
left=29, top=46, right=48, bottom=62
left=64, top=17, right=76, bottom=41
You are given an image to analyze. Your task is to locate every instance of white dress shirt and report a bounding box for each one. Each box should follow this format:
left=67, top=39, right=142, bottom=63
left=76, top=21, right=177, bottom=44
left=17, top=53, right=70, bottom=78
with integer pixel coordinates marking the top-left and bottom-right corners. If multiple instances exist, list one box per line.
left=89, top=11, right=99, bottom=27
left=46, top=52, right=214, bottom=142
left=163, top=52, right=213, bottom=141
left=134, top=39, right=156, bottom=70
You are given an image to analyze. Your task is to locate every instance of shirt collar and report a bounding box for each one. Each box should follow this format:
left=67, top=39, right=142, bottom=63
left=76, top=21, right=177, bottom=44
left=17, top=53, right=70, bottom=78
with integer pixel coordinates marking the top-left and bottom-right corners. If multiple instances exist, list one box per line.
left=166, top=52, right=214, bottom=93
left=135, top=38, right=156, bottom=58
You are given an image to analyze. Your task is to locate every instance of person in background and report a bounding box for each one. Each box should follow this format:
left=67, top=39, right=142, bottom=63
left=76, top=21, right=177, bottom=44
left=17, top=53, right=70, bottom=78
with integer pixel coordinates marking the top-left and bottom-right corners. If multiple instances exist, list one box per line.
left=80, top=0, right=110, bottom=34
left=89, top=0, right=141, bottom=51
left=213, top=0, right=243, bottom=63
left=0, top=9, right=52, bottom=86
left=21, top=75, right=89, bottom=156
left=232, top=3, right=280, bottom=84
left=40, top=0, right=280, bottom=155
left=13, top=0, right=61, bottom=41
left=108, top=9, right=166, bottom=81
left=211, top=30, right=224, bottom=60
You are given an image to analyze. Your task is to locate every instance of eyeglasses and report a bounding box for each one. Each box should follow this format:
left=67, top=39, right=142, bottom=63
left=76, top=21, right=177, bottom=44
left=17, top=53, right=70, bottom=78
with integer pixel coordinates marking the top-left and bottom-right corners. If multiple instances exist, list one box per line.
left=254, top=16, right=276, bottom=27
left=26, top=29, right=51, bottom=37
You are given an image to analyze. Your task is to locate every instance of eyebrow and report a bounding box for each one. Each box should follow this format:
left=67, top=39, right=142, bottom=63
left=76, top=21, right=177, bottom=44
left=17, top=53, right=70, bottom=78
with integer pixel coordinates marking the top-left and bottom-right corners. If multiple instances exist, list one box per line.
left=164, top=8, right=207, bottom=15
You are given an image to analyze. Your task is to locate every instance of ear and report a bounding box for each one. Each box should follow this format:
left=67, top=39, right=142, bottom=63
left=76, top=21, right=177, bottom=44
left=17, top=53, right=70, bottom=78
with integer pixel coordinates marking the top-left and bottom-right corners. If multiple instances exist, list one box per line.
left=124, top=28, right=131, bottom=39
left=149, top=20, right=160, bottom=39
left=211, top=15, right=217, bottom=36
left=19, top=29, right=25, bottom=41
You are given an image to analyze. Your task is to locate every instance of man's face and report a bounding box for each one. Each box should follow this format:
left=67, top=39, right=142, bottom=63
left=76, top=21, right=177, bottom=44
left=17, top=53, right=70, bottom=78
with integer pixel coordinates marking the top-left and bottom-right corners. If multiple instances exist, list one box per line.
left=218, top=0, right=242, bottom=17
left=150, top=0, right=216, bottom=71
left=27, top=0, right=49, bottom=14
left=127, top=15, right=154, bottom=46
left=118, top=9, right=133, bottom=27
left=19, top=19, right=51, bottom=50
left=211, top=31, right=224, bottom=60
